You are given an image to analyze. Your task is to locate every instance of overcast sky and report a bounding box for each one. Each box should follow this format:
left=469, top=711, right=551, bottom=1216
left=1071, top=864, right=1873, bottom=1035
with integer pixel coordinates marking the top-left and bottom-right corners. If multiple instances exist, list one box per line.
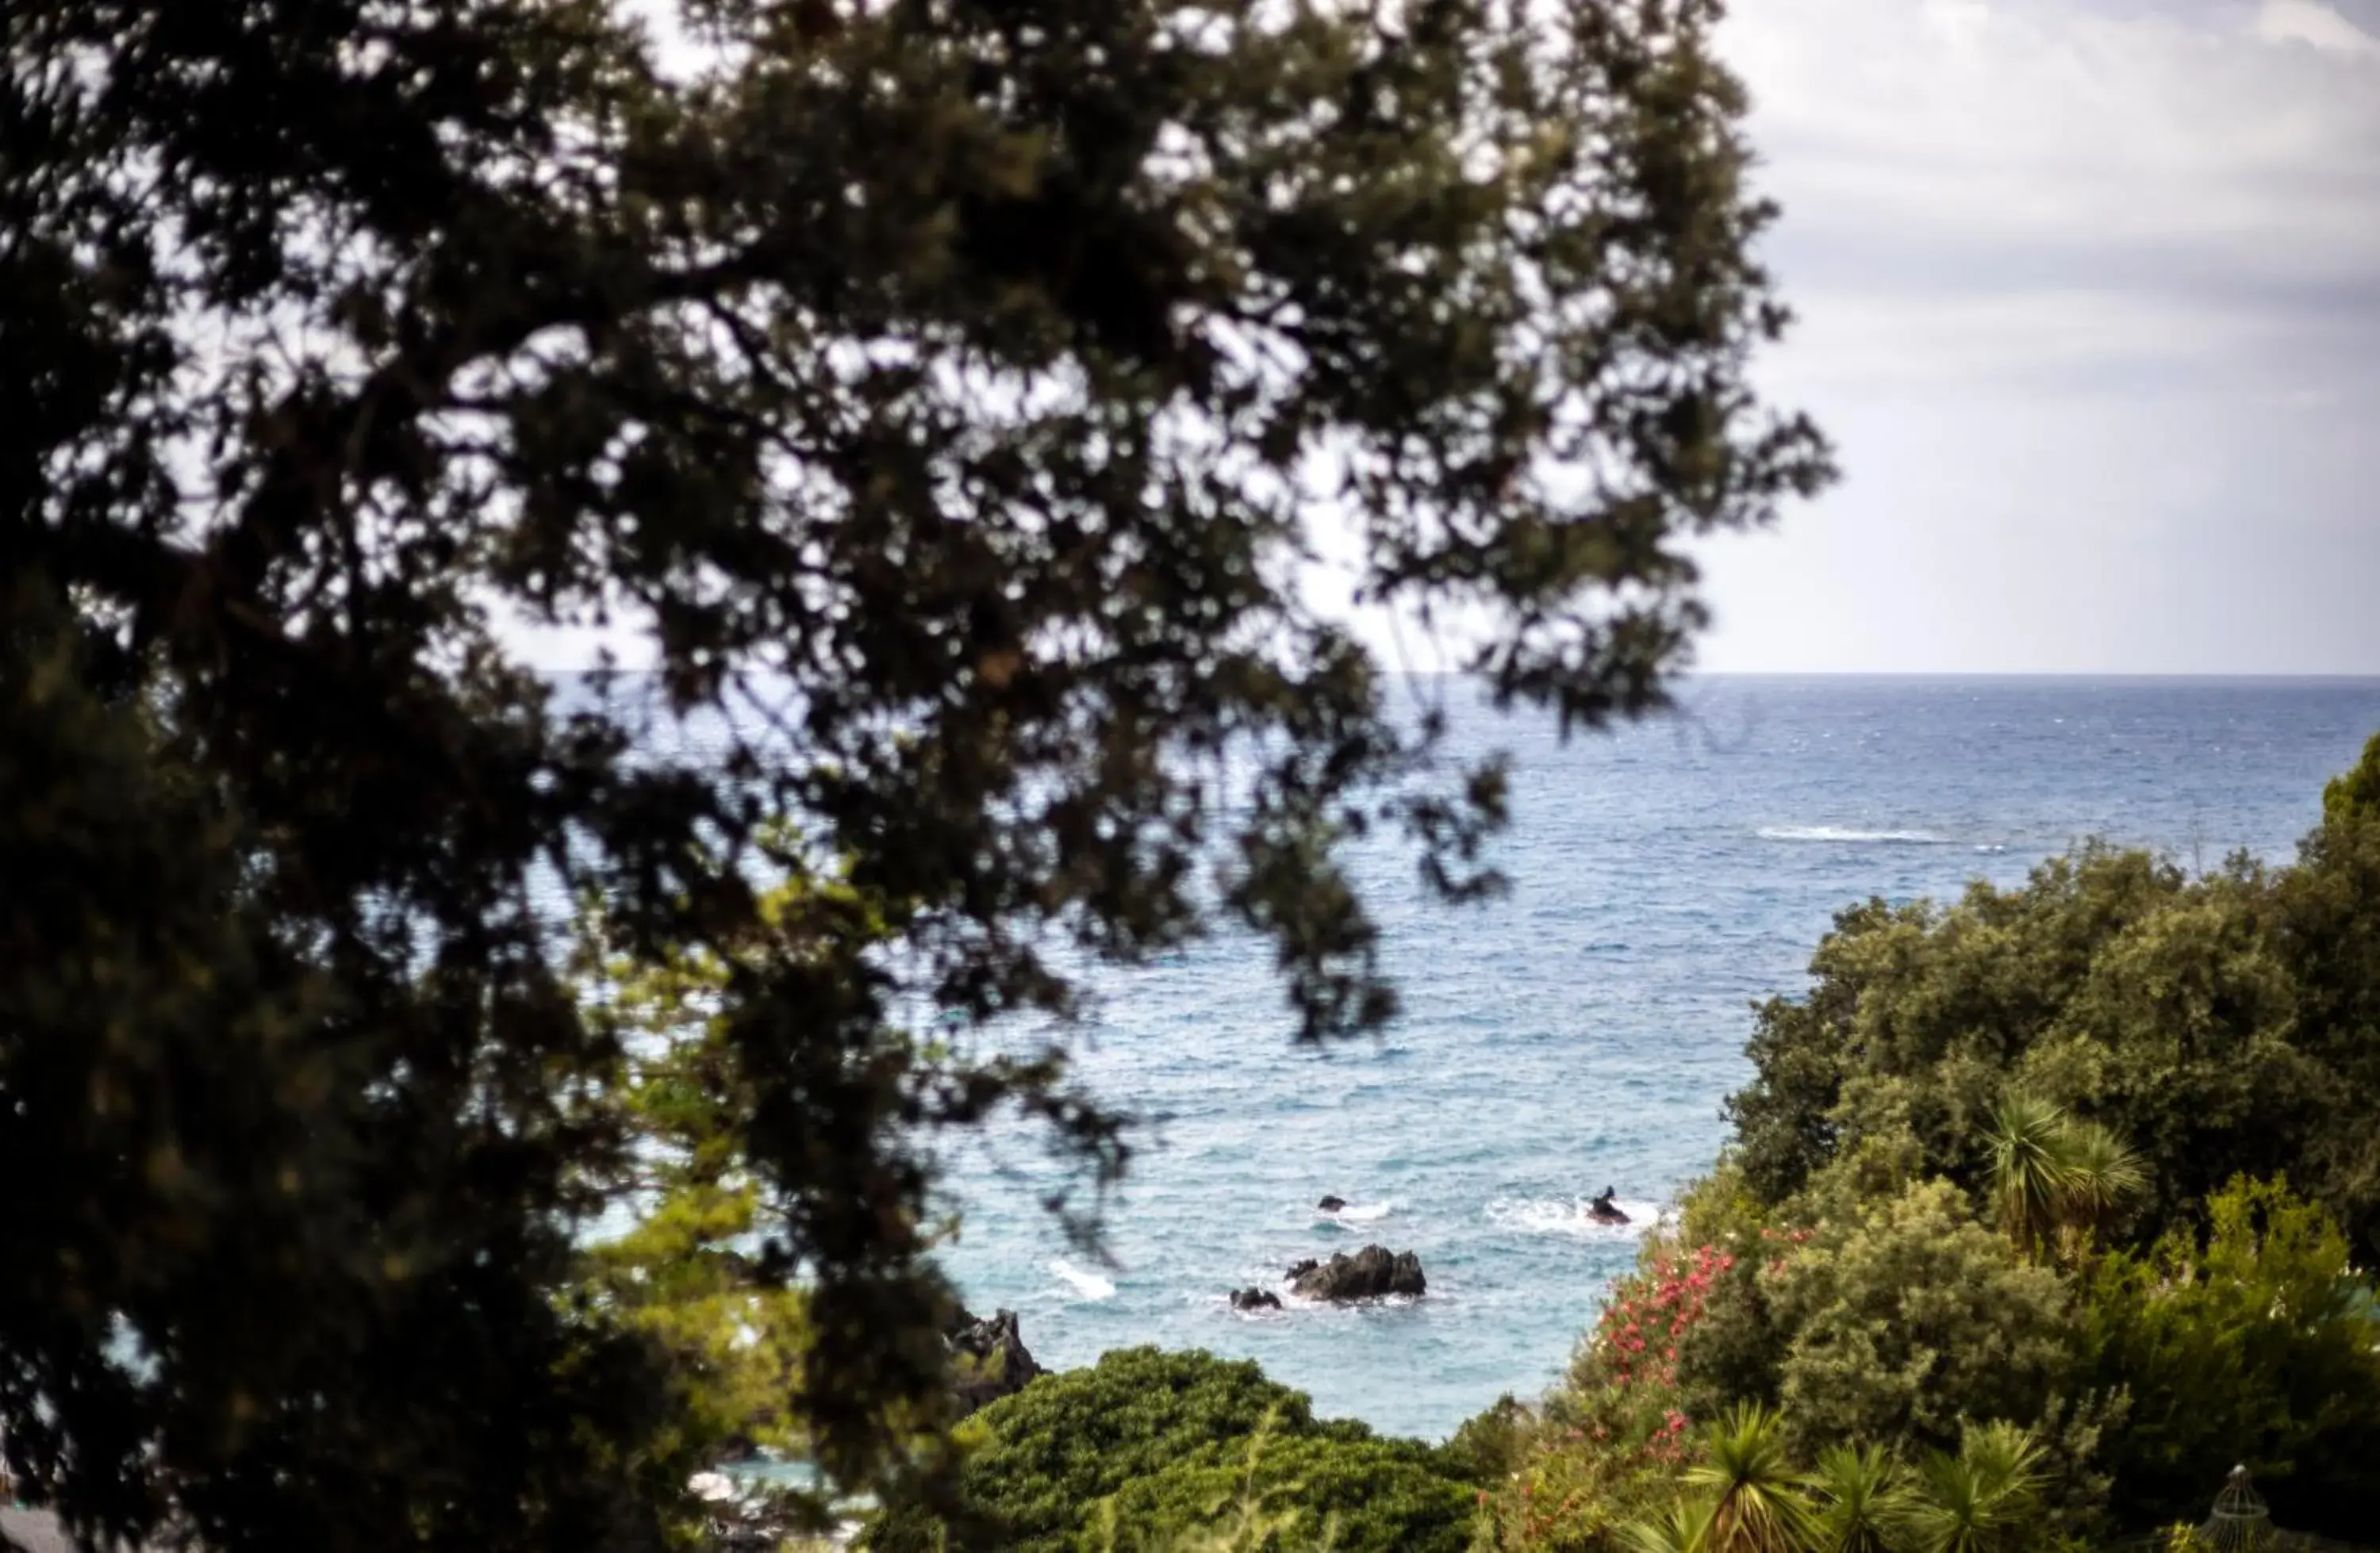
left=1684, top=0, right=2380, bottom=674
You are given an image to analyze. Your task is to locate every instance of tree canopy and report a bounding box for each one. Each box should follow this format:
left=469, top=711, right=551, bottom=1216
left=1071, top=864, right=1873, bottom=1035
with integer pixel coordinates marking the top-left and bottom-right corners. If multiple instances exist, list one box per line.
left=866, top=1346, right=1478, bottom=1553
left=1726, top=734, right=2380, bottom=1264
left=0, top=0, right=1825, bottom=1548
left=1471, top=741, right=2380, bottom=1549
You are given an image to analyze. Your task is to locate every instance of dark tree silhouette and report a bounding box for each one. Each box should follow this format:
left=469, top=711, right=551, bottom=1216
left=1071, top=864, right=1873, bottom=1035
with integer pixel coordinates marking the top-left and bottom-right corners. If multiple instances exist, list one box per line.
left=0, top=0, right=1828, bottom=1547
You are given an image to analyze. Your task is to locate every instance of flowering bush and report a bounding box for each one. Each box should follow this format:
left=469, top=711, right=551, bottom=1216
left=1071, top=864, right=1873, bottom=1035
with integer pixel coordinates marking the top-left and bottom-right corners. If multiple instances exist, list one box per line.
left=1469, top=1236, right=1765, bottom=1550
left=1588, top=1244, right=1739, bottom=1401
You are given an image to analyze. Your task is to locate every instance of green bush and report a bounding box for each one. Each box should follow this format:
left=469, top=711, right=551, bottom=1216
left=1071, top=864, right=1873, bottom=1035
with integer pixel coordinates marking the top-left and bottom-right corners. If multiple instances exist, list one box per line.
left=2082, top=1177, right=2380, bottom=1535
left=1760, top=1179, right=2079, bottom=1460
left=1437, top=1393, right=1530, bottom=1486
left=863, top=1348, right=1470, bottom=1552
left=1096, top=1432, right=1476, bottom=1553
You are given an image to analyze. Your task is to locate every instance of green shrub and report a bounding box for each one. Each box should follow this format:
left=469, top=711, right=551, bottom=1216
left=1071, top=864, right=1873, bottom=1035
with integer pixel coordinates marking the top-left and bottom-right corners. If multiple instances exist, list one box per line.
left=1438, top=1394, right=1530, bottom=1486
left=1760, top=1179, right=2078, bottom=1460
left=1096, top=1432, right=1476, bottom=1553
left=863, top=1348, right=1467, bottom=1552
left=2082, top=1177, right=2380, bottom=1535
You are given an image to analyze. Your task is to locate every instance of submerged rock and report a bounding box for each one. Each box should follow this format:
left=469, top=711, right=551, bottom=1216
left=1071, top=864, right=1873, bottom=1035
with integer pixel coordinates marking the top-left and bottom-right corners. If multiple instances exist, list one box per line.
left=1317, top=1194, right=1348, bottom=1212
left=1230, top=1287, right=1282, bottom=1311
left=1288, top=1244, right=1426, bottom=1301
left=946, top=1306, right=1042, bottom=1415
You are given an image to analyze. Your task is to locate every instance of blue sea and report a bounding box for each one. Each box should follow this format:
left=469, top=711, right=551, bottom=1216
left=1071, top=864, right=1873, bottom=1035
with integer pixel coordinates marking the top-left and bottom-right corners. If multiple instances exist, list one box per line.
left=921, top=676, right=2380, bottom=1443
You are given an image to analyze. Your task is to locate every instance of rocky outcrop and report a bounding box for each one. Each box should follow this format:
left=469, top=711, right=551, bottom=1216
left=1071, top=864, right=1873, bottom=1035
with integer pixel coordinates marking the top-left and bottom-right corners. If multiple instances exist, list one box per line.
left=1287, top=1245, right=1426, bottom=1301
left=946, top=1306, right=1042, bottom=1416
left=1229, top=1287, right=1282, bottom=1311
left=1587, top=1190, right=1630, bottom=1225
left=1317, top=1195, right=1347, bottom=1212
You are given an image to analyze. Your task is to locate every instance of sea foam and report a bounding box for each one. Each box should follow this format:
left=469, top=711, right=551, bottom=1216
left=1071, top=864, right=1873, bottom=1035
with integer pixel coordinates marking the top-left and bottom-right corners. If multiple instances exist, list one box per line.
left=1757, top=825, right=1951, bottom=845
left=1318, top=1199, right=1395, bottom=1224
left=1049, top=1259, right=1117, bottom=1301
left=1484, top=1195, right=1666, bottom=1239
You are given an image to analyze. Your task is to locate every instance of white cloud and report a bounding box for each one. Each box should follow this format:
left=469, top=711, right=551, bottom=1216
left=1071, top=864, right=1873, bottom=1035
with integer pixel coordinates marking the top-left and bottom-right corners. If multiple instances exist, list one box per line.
left=2256, top=0, right=2380, bottom=55
left=1686, top=0, right=2380, bottom=673
left=1726, top=0, right=2380, bottom=388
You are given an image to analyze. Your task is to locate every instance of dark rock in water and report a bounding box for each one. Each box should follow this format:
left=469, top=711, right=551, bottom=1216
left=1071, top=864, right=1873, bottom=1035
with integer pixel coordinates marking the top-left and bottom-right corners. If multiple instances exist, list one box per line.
left=1230, top=1287, right=1283, bottom=1311
left=1285, top=1257, right=1320, bottom=1281
left=1317, top=1194, right=1348, bottom=1212
left=1587, top=1191, right=1631, bottom=1225
left=1288, top=1244, right=1426, bottom=1301
left=946, top=1306, right=1042, bottom=1416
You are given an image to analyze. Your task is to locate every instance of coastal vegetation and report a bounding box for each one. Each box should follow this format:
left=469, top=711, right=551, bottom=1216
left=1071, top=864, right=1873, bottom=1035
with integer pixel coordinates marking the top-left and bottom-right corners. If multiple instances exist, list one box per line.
left=885, top=735, right=2380, bottom=1551
left=1459, top=733, right=2380, bottom=1547
left=866, top=1348, right=1477, bottom=1553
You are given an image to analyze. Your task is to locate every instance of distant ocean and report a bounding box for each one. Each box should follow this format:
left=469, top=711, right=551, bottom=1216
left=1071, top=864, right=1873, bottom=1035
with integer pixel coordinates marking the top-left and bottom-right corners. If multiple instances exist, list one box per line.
left=923, top=676, right=2380, bottom=1441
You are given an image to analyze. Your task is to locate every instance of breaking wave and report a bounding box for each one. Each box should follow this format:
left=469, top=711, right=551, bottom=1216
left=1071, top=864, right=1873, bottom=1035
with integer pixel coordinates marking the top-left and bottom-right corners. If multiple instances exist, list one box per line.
left=1049, top=1259, right=1116, bottom=1301
left=1757, top=825, right=1952, bottom=845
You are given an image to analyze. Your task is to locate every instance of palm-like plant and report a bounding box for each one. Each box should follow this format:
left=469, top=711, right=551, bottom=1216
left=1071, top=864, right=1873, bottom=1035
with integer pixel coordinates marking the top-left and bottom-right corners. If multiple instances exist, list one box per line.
left=1807, top=1443, right=1916, bottom=1553
left=1982, top=1092, right=2148, bottom=1260
left=1621, top=1497, right=1719, bottom=1553
left=1983, top=1092, right=2072, bottom=1256
left=2054, top=1119, right=2145, bottom=1245
left=1683, top=1405, right=1815, bottom=1553
left=1902, top=1422, right=2043, bottom=1553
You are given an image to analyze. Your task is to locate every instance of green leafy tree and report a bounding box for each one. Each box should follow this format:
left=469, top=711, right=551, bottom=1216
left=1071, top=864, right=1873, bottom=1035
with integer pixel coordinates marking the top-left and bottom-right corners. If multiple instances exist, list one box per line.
left=1096, top=1418, right=1326, bottom=1553
left=1436, top=1394, right=1530, bottom=1486
left=564, top=868, right=904, bottom=1485
left=2283, top=732, right=2380, bottom=1260
left=1979, top=1095, right=2144, bottom=1262
left=1726, top=827, right=2380, bottom=1261
left=2082, top=1178, right=2380, bottom=1535
left=2052, top=1121, right=2145, bottom=1249
left=1982, top=1093, right=2072, bottom=1258
left=0, top=0, right=1828, bottom=1546
left=2319, top=730, right=2380, bottom=827
left=1095, top=1431, right=1476, bottom=1553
